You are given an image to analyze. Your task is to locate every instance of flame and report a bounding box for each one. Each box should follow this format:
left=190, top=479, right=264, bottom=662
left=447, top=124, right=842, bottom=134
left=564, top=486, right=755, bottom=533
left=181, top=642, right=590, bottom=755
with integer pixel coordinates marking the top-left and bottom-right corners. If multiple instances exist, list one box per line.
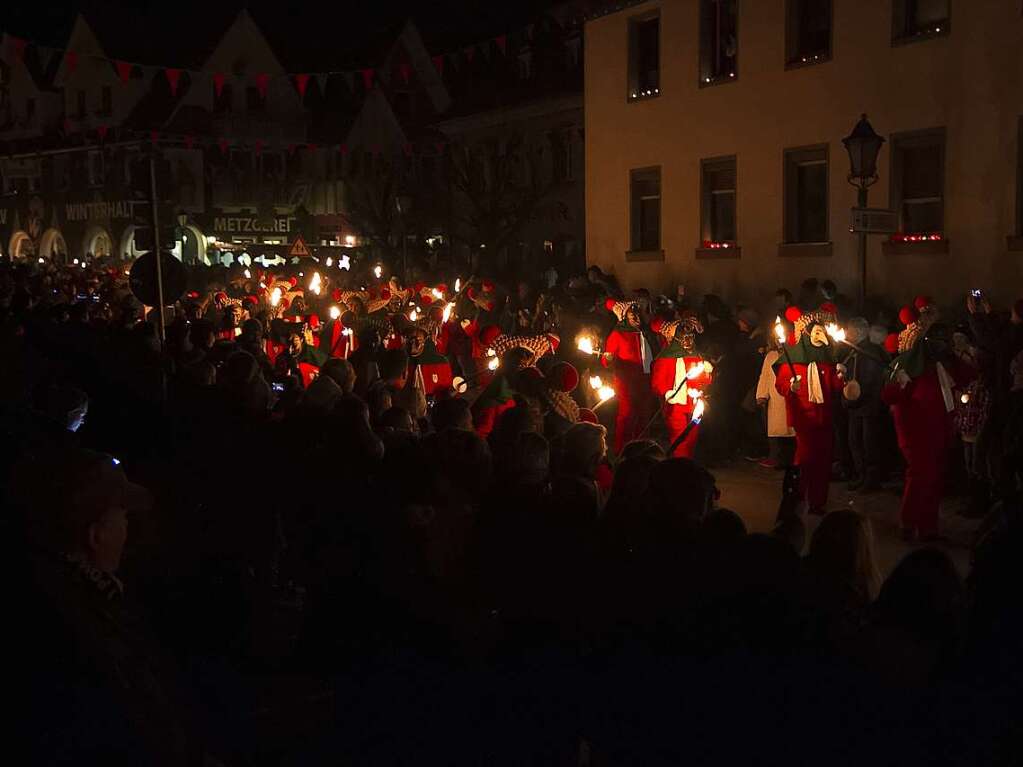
left=270, top=287, right=282, bottom=307
left=309, top=272, right=322, bottom=295
left=826, top=323, right=846, bottom=344
left=455, top=278, right=462, bottom=293
left=325, top=257, right=333, bottom=267
left=432, top=288, right=443, bottom=299
left=488, top=357, right=500, bottom=371
left=442, top=302, right=454, bottom=323
left=688, top=387, right=703, bottom=400
left=774, top=316, right=787, bottom=344
left=339, top=255, right=351, bottom=271
left=486, top=348, right=496, bottom=357
left=686, top=361, right=706, bottom=380
left=244, top=268, right=251, bottom=279
left=961, top=393, right=970, bottom=404
left=693, top=398, right=706, bottom=422
left=329, top=305, right=341, bottom=320
left=373, top=265, right=383, bottom=279
left=589, top=375, right=603, bottom=390
left=597, top=385, right=616, bottom=402
left=342, top=327, right=352, bottom=338
left=577, top=336, right=595, bottom=355
left=409, top=308, right=419, bottom=322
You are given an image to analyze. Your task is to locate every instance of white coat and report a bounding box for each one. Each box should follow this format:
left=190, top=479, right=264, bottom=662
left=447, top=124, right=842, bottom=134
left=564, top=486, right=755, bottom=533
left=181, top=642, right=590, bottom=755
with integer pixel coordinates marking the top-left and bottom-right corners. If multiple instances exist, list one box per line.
left=756, top=350, right=796, bottom=438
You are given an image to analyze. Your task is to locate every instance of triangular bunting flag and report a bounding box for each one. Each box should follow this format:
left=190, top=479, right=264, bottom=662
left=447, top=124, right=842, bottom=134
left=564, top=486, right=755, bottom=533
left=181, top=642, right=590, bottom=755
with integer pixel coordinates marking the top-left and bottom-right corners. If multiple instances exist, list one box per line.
left=255, top=72, right=269, bottom=99
left=149, top=130, right=160, bottom=145
left=213, top=72, right=226, bottom=98
left=495, top=35, right=508, bottom=55
left=432, top=55, right=445, bottom=75
left=218, top=138, right=229, bottom=155
left=399, top=62, right=411, bottom=85
left=165, top=68, right=182, bottom=96
left=115, top=60, right=133, bottom=84
left=97, top=125, right=109, bottom=142
left=184, top=134, right=196, bottom=150
left=361, top=68, right=374, bottom=90
left=306, top=143, right=318, bottom=152
left=65, top=50, right=79, bottom=75
left=294, top=73, right=310, bottom=98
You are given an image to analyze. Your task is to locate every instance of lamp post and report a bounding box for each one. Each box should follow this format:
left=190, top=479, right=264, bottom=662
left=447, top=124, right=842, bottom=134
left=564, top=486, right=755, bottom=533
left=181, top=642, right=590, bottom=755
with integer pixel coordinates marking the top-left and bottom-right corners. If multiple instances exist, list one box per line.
left=395, top=194, right=413, bottom=284
left=842, top=114, right=885, bottom=308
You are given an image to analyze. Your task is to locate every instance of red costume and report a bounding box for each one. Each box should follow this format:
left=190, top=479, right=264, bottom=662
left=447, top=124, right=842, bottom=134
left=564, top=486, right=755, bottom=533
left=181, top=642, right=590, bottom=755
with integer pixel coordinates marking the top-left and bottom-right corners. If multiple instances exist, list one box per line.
left=774, top=305, right=844, bottom=513
left=603, top=300, right=655, bottom=454
left=650, top=317, right=712, bottom=458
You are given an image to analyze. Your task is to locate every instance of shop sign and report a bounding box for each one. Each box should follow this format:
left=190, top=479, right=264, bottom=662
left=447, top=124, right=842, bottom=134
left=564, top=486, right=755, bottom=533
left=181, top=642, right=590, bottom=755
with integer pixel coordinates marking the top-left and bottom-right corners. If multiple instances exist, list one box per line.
left=65, top=200, right=142, bottom=222
left=213, top=215, right=296, bottom=234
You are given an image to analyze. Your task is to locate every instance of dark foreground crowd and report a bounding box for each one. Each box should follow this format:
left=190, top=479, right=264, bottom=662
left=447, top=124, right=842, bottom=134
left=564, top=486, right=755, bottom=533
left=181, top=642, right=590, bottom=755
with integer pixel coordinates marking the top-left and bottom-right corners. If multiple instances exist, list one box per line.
left=3, top=257, right=1023, bottom=766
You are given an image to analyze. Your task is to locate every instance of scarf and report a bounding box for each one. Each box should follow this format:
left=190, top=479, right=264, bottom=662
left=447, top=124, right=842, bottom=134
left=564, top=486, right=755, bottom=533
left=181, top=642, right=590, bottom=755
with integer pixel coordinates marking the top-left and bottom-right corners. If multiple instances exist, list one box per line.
left=807, top=362, right=825, bottom=404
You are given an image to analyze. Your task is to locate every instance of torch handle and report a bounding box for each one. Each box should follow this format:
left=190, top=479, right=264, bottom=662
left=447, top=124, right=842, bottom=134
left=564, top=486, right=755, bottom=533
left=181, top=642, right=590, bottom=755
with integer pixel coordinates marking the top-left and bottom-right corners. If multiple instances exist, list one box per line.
left=667, top=414, right=701, bottom=456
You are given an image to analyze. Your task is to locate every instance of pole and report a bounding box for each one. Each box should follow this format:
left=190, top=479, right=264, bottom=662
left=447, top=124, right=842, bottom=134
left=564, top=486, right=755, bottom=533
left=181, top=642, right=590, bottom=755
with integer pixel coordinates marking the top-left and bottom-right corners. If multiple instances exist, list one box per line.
left=858, top=186, right=868, bottom=310
left=149, top=155, right=166, bottom=344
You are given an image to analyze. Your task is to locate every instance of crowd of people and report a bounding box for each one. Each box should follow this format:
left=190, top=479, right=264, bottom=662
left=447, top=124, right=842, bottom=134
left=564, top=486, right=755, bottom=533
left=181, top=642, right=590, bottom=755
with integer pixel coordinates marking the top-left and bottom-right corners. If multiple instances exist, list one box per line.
left=3, top=254, right=1022, bottom=765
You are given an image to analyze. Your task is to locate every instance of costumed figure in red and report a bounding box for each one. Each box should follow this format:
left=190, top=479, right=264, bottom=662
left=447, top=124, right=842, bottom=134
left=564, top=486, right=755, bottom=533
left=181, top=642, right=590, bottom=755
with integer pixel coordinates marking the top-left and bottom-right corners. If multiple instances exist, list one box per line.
left=602, top=299, right=657, bottom=454
left=881, top=297, right=969, bottom=541
left=650, top=315, right=713, bottom=458
left=774, top=304, right=845, bottom=515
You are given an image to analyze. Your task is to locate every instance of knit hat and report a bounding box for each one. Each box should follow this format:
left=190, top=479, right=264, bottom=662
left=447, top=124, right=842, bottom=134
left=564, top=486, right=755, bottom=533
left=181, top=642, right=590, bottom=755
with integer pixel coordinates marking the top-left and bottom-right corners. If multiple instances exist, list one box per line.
left=491, top=333, right=560, bottom=364
left=897, top=298, right=938, bottom=354
left=789, top=304, right=837, bottom=341
left=651, top=315, right=703, bottom=351
left=884, top=333, right=901, bottom=355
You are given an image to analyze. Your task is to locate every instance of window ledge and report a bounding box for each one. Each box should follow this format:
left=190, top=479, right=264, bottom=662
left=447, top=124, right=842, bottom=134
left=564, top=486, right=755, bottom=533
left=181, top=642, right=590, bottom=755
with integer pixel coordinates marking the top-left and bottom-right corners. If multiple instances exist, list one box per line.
left=784, top=54, right=831, bottom=71
left=892, top=28, right=949, bottom=47
left=882, top=239, right=949, bottom=256
left=695, top=246, right=741, bottom=260
left=1006, top=236, right=1023, bottom=252
left=627, top=91, right=661, bottom=103
left=699, top=73, right=738, bottom=88
left=626, top=249, right=664, bottom=262
left=778, top=242, right=832, bottom=258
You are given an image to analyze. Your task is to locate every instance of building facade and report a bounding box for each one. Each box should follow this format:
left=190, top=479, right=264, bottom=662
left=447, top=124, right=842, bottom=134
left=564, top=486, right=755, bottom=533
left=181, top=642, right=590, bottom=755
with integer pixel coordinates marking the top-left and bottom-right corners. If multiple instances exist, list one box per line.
left=584, top=0, right=1023, bottom=309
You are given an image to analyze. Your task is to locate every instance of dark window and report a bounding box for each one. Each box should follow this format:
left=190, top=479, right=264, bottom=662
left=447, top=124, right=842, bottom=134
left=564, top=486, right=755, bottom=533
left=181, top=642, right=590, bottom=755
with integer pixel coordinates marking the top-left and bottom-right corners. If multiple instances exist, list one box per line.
left=786, top=0, right=832, bottom=65
left=891, top=128, right=945, bottom=234
left=699, top=0, right=738, bottom=85
left=215, top=83, right=233, bottom=115
left=701, top=156, right=737, bottom=243
left=784, top=145, right=829, bottom=243
left=246, top=86, right=264, bottom=112
left=630, top=167, right=661, bottom=251
left=100, top=86, right=111, bottom=115
left=76, top=90, right=86, bottom=118
left=893, top=0, right=949, bottom=42
left=628, top=13, right=660, bottom=100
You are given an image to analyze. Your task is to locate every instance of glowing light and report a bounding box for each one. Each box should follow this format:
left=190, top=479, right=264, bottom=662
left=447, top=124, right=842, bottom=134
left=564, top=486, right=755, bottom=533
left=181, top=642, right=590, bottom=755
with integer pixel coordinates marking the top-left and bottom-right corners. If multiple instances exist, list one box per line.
left=339, top=255, right=351, bottom=271
left=577, top=336, right=596, bottom=355
left=270, top=287, right=282, bottom=307
left=442, top=302, right=454, bottom=323
left=598, top=385, right=615, bottom=402
left=329, top=305, right=341, bottom=320
left=73, top=258, right=79, bottom=265
left=686, top=362, right=706, bottom=380
left=432, top=288, right=443, bottom=299
left=409, top=308, right=418, bottom=322
left=826, top=323, right=846, bottom=344
left=452, top=376, right=468, bottom=394
left=688, top=387, right=703, bottom=400
left=961, top=393, right=970, bottom=404
left=344, top=235, right=357, bottom=247
left=488, top=357, right=500, bottom=371
left=454, top=278, right=461, bottom=293
left=326, top=257, right=333, bottom=267
left=692, top=398, right=706, bottom=422
left=774, top=317, right=787, bottom=344
left=589, top=375, right=603, bottom=390
left=373, top=265, right=383, bottom=279
left=309, top=272, right=322, bottom=295
left=244, top=268, right=251, bottom=279
left=39, top=257, right=45, bottom=264
left=487, top=348, right=497, bottom=357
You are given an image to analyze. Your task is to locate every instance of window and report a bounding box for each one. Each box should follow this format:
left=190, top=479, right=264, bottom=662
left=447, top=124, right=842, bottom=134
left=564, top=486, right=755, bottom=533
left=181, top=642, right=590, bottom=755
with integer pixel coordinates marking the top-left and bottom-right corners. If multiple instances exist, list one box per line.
left=891, top=128, right=945, bottom=235
left=786, top=0, right=831, bottom=65
left=893, top=0, right=949, bottom=42
left=699, top=0, right=738, bottom=85
left=701, top=156, right=737, bottom=244
left=630, top=166, right=661, bottom=252
left=100, top=86, right=112, bottom=115
left=628, top=12, right=660, bottom=100
left=784, top=145, right=829, bottom=243
left=76, top=89, right=86, bottom=118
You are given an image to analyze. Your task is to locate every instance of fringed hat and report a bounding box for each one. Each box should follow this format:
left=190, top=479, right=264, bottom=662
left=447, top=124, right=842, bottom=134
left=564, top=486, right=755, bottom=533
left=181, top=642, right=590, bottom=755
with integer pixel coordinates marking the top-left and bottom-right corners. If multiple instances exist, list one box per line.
left=605, top=298, right=637, bottom=323
left=491, top=332, right=560, bottom=365
left=364, top=287, right=392, bottom=315
left=790, top=303, right=838, bottom=341
left=897, top=296, right=939, bottom=354
left=651, top=314, right=704, bottom=351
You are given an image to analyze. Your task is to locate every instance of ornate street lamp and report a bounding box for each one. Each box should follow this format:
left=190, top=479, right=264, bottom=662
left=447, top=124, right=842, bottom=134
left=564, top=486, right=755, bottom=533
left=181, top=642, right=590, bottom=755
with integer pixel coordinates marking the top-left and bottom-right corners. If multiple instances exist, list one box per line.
left=842, top=114, right=885, bottom=306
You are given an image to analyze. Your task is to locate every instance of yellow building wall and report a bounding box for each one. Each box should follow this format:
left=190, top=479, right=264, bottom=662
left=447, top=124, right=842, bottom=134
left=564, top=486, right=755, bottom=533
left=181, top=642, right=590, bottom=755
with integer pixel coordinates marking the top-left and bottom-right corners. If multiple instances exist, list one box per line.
left=585, top=0, right=1023, bottom=311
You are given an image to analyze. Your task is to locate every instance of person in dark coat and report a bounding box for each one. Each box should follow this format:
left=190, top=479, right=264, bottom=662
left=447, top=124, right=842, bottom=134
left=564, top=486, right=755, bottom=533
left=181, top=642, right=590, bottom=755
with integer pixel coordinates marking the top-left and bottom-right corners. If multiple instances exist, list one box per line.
left=841, top=317, right=890, bottom=492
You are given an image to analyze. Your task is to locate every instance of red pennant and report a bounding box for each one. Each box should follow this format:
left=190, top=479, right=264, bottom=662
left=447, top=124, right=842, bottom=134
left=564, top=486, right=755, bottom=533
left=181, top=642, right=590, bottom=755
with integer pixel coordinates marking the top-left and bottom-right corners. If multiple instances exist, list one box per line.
left=287, top=144, right=297, bottom=156
left=254, top=72, right=269, bottom=99
left=254, top=139, right=264, bottom=155
left=306, top=143, right=318, bottom=152
left=495, top=35, right=507, bottom=55
left=399, top=62, right=411, bottom=85
left=218, top=138, right=229, bottom=155
left=10, top=36, right=27, bottom=62
left=402, top=142, right=413, bottom=157
left=164, top=68, right=181, bottom=96
left=149, top=130, right=160, bottom=145
left=294, top=73, right=310, bottom=98
left=115, top=60, right=132, bottom=84
left=213, top=72, right=226, bottom=98
left=464, top=46, right=475, bottom=64
left=339, top=143, right=349, bottom=156
left=432, top=55, right=444, bottom=75
left=184, top=134, right=196, bottom=150
left=97, top=125, right=109, bottom=142
left=361, top=68, right=374, bottom=89
left=65, top=50, right=79, bottom=75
